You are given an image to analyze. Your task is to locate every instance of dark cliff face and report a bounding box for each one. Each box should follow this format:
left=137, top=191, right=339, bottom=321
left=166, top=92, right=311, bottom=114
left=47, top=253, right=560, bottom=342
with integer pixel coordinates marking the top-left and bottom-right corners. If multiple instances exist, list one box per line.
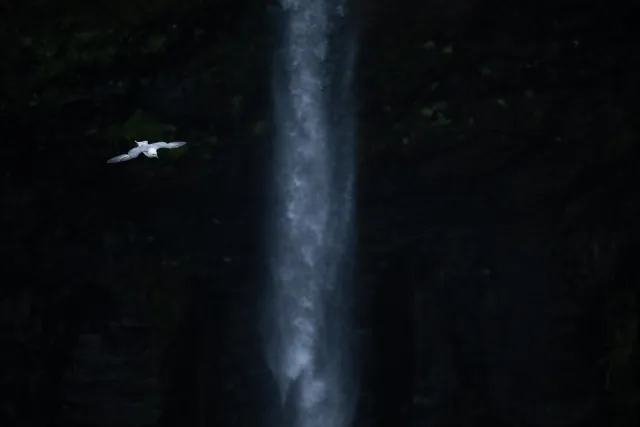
left=1, top=1, right=639, bottom=426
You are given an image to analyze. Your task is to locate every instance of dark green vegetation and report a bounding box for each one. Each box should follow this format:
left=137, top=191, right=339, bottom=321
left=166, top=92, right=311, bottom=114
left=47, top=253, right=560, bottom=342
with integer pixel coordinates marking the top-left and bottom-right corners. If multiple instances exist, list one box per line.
left=1, top=0, right=639, bottom=426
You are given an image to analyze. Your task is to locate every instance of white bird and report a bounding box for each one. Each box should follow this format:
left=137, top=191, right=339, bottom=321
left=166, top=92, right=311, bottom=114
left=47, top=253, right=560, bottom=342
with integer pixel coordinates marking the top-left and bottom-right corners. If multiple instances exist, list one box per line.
left=107, top=140, right=187, bottom=163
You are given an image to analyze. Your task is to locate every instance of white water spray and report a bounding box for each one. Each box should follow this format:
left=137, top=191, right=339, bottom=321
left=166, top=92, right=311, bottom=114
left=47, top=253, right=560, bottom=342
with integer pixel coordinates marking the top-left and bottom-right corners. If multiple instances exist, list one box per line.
left=265, top=1, right=357, bottom=427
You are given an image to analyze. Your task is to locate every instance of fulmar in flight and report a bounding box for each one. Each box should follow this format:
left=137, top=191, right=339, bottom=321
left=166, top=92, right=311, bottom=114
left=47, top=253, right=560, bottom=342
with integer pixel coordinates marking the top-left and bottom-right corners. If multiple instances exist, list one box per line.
left=107, top=140, right=187, bottom=163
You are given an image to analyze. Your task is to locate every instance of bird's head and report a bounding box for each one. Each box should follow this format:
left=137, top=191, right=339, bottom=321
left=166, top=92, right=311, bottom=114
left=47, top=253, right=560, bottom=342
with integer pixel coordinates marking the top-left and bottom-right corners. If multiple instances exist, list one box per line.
left=147, top=148, right=158, bottom=158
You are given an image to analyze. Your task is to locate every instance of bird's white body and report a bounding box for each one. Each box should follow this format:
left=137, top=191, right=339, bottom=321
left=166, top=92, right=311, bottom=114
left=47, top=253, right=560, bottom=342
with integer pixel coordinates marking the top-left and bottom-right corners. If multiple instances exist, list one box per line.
left=107, top=140, right=187, bottom=163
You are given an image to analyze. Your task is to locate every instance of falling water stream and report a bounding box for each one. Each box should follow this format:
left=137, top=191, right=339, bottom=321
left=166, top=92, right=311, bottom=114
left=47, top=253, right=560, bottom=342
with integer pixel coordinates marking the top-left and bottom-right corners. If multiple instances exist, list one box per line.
left=265, top=1, right=357, bottom=427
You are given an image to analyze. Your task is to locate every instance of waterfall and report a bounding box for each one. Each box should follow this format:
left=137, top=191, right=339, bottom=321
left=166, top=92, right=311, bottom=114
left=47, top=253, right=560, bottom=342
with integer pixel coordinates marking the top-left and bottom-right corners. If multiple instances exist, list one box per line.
left=264, top=1, right=357, bottom=427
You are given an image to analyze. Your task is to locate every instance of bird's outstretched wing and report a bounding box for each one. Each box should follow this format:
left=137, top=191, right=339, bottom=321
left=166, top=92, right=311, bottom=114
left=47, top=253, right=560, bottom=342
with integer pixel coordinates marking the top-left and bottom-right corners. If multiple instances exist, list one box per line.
left=107, top=154, right=132, bottom=163
left=135, top=140, right=149, bottom=146
left=153, top=141, right=187, bottom=150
